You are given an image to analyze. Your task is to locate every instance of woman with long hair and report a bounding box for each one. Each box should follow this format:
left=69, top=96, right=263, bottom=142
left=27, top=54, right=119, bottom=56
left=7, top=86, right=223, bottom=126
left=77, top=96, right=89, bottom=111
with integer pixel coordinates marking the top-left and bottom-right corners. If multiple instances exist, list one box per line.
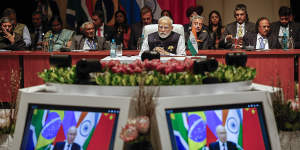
left=208, top=10, right=224, bottom=49
left=113, top=10, right=131, bottom=49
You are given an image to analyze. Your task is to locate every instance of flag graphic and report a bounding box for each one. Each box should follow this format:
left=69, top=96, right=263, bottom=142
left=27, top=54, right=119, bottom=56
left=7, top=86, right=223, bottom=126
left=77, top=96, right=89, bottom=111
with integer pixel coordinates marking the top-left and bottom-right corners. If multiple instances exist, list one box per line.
left=205, top=110, right=222, bottom=145
left=74, top=112, right=101, bottom=149
left=86, top=113, right=117, bottom=150
left=170, top=113, right=189, bottom=150
left=26, top=109, right=46, bottom=150
left=225, top=109, right=243, bottom=148
left=243, top=108, right=265, bottom=150
left=187, top=27, right=198, bottom=56
left=35, top=110, right=64, bottom=150
left=187, top=111, right=207, bottom=150
left=66, top=0, right=196, bottom=28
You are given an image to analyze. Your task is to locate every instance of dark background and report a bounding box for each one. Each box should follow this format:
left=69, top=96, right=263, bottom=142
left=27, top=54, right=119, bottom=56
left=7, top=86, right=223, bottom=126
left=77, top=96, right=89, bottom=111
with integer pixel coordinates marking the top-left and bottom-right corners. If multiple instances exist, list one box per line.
left=290, top=0, right=300, bottom=22
left=0, top=0, right=299, bottom=28
left=0, top=0, right=33, bottom=26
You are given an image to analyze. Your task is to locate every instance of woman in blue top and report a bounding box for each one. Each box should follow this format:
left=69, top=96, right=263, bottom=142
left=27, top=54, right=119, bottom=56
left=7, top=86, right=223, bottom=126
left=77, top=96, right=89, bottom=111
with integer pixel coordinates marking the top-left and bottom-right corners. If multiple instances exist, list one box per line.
left=43, top=16, right=74, bottom=51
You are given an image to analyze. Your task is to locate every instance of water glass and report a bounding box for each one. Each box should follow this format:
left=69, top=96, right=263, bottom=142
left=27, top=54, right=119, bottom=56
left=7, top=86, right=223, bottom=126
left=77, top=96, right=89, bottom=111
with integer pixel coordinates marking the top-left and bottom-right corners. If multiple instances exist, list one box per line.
left=116, top=44, right=122, bottom=57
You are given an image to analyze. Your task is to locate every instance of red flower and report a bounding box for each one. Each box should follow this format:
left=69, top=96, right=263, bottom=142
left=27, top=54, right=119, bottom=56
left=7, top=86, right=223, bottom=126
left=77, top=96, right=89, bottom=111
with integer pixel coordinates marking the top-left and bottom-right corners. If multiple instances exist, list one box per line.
left=136, top=116, right=150, bottom=134
left=120, top=124, right=139, bottom=142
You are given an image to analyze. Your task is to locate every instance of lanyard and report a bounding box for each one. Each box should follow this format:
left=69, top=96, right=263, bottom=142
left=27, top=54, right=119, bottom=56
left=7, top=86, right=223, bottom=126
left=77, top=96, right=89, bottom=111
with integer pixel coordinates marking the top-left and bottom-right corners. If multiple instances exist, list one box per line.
left=86, top=39, right=96, bottom=49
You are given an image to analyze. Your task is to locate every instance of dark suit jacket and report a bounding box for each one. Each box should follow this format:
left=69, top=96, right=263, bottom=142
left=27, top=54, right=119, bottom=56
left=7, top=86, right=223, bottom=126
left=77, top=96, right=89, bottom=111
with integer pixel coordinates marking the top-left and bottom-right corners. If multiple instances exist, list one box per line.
left=29, top=25, right=48, bottom=50
left=270, top=21, right=300, bottom=49
left=209, top=141, right=238, bottom=150
left=0, top=33, right=26, bottom=50
left=53, top=142, right=80, bottom=150
left=220, top=21, right=255, bottom=49
left=243, top=32, right=281, bottom=49
left=70, top=34, right=109, bottom=50
left=129, top=20, right=158, bottom=50
left=103, top=25, right=114, bottom=42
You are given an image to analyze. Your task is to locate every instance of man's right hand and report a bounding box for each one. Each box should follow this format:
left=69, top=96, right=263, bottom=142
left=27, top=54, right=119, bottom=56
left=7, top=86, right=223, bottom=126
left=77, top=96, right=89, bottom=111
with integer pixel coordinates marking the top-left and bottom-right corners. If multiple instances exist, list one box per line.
left=225, top=35, right=233, bottom=42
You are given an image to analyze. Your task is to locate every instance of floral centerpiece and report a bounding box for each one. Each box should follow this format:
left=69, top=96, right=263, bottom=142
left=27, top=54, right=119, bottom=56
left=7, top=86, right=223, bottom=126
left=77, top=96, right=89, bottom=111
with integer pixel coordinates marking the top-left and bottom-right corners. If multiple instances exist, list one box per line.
left=38, top=58, right=256, bottom=86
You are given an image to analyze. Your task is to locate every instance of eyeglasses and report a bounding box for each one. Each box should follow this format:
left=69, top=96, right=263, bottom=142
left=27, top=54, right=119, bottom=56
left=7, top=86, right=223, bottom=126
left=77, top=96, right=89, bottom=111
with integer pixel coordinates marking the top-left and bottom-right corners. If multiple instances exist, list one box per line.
left=259, top=25, right=270, bottom=28
left=2, top=24, right=12, bottom=28
left=235, top=13, right=245, bottom=17
left=158, top=25, right=170, bottom=30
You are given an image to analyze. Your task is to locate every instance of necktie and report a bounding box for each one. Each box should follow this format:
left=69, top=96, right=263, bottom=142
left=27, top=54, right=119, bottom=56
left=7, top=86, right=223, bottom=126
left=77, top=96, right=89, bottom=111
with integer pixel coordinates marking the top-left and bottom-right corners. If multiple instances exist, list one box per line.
left=259, top=37, right=265, bottom=49
left=97, top=28, right=101, bottom=37
left=237, top=25, right=243, bottom=37
left=222, top=143, right=225, bottom=150
left=67, top=144, right=71, bottom=150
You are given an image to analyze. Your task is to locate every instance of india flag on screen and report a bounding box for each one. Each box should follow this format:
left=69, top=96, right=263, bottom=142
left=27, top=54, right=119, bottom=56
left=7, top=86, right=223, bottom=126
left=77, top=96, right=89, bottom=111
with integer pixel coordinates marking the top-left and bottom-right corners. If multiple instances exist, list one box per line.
left=225, top=109, right=243, bottom=149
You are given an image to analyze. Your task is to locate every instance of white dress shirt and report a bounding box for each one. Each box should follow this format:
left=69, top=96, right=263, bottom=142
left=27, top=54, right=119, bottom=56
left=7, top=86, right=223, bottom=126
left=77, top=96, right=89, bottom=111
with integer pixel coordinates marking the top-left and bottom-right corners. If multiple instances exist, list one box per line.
left=218, top=141, right=228, bottom=150
left=96, top=24, right=104, bottom=37
left=236, top=22, right=245, bottom=38
left=139, top=33, right=186, bottom=56
left=83, top=38, right=97, bottom=50
left=23, top=25, right=32, bottom=47
left=256, top=33, right=269, bottom=50
left=279, top=25, right=289, bottom=37
left=63, top=142, right=72, bottom=150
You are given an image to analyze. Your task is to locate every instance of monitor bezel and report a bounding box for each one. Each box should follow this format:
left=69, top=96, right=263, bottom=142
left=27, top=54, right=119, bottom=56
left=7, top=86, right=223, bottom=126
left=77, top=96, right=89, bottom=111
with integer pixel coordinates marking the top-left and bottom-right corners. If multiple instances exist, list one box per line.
left=13, top=85, right=132, bottom=150
left=154, top=91, right=281, bottom=150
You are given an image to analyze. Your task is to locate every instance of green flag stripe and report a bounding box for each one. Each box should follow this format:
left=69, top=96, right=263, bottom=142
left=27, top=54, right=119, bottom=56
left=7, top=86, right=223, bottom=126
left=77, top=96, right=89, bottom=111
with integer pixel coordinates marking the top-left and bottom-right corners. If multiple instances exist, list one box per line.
left=187, top=40, right=197, bottom=56
left=31, top=109, right=45, bottom=141
left=238, top=123, right=243, bottom=150
left=171, top=113, right=189, bottom=144
left=83, top=127, right=95, bottom=149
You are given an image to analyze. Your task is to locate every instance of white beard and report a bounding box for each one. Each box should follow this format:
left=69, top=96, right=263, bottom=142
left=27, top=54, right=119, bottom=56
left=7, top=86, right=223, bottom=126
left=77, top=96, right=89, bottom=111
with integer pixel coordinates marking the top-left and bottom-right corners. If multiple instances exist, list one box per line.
left=158, top=31, right=171, bottom=39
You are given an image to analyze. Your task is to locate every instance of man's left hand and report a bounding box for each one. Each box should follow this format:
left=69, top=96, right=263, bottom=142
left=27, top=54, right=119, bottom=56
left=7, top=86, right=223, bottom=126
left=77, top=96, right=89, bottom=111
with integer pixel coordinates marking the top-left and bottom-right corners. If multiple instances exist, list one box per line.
left=154, top=47, right=169, bottom=55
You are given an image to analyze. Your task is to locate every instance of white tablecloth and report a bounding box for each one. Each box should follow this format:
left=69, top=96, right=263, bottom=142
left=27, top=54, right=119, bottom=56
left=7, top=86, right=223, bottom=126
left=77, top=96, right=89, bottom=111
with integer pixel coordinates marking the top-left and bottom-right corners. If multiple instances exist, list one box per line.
left=101, top=55, right=207, bottom=63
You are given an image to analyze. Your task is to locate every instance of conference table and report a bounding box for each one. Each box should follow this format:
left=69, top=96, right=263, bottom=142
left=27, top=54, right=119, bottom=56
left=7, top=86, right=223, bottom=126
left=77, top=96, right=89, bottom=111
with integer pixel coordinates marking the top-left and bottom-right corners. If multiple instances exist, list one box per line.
left=0, top=49, right=298, bottom=102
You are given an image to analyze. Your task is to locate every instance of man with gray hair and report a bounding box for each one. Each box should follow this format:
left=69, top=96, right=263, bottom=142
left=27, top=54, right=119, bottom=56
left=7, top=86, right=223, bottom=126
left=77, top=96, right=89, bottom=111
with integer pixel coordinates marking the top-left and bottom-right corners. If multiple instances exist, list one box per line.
left=185, top=15, right=211, bottom=50
left=209, top=125, right=238, bottom=150
left=70, top=21, right=109, bottom=50
left=0, top=17, right=26, bottom=50
left=54, top=126, right=80, bottom=150
left=140, top=16, right=186, bottom=56
left=2, top=8, right=32, bottom=48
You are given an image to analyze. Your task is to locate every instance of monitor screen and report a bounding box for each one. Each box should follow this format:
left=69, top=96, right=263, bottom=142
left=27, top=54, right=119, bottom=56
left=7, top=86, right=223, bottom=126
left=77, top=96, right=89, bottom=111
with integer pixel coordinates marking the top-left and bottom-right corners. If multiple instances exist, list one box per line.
left=13, top=85, right=132, bottom=150
left=165, top=103, right=270, bottom=150
left=154, top=91, right=281, bottom=150
left=21, top=104, right=119, bottom=150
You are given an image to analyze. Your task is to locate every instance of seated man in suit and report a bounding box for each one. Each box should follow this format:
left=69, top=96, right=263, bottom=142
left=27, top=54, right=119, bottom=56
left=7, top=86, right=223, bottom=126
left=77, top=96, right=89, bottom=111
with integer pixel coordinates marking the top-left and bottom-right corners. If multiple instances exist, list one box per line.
left=54, top=126, right=80, bottom=150
left=219, top=4, right=255, bottom=49
left=209, top=125, right=238, bottom=150
left=185, top=15, right=211, bottom=50
left=129, top=6, right=158, bottom=50
left=92, top=11, right=114, bottom=41
left=0, top=17, right=26, bottom=50
left=271, top=6, right=300, bottom=49
left=243, top=17, right=281, bottom=50
left=70, top=21, right=109, bottom=50
left=140, top=16, right=186, bottom=56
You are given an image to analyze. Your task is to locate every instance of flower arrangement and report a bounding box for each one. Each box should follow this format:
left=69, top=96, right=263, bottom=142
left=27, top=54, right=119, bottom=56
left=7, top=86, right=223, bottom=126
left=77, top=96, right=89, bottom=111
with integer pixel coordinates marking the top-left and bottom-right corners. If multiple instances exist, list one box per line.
left=272, top=90, right=300, bottom=131
left=120, top=81, right=156, bottom=150
left=120, top=116, right=150, bottom=143
left=0, top=69, right=20, bottom=135
left=38, top=58, right=256, bottom=86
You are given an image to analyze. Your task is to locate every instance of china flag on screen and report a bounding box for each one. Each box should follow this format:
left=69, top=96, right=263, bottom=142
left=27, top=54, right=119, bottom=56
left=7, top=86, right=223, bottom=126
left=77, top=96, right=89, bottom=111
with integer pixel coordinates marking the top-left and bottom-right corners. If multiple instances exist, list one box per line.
left=87, top=113, right=116, bottom=150
left=243, top=108, right=265, bottom=150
